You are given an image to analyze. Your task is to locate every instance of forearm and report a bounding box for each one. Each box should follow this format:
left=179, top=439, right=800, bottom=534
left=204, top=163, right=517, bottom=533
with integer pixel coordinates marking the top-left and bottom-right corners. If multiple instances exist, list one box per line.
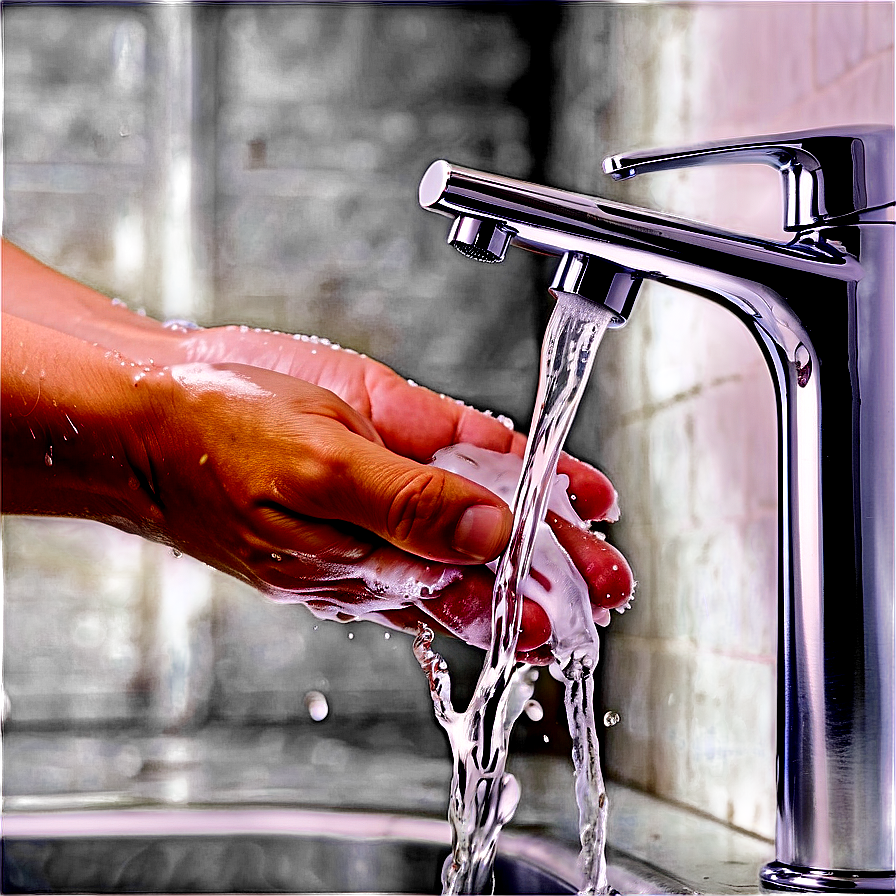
left=2, top=239, right=187, bottom=365
left=1, top=311, right=163, bottom=527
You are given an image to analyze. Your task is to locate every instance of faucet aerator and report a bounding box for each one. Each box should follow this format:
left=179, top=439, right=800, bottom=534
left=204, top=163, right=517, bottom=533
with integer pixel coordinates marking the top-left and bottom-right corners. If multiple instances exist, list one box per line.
left=448, top=215, right=513, bottom=264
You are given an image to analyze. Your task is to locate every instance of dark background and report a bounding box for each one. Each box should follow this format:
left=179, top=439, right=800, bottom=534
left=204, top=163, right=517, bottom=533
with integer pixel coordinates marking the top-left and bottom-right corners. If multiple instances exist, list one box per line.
left=0, top=2, right=616, bottom=833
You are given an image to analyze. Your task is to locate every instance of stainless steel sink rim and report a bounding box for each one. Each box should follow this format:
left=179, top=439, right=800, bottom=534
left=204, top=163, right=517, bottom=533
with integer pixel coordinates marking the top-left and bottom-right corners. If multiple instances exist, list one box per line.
left=1, top=807, right=587, bottom=894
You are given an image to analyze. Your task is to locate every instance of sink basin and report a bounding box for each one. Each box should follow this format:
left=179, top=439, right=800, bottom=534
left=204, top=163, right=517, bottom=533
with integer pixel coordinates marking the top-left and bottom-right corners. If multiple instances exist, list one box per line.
left=1, top=807, right=677, bottom=894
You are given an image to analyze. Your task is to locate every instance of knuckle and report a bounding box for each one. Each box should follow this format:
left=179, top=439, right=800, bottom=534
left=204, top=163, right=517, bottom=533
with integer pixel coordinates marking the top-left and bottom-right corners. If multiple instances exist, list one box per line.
left=386, top=468, right=447, bottom=543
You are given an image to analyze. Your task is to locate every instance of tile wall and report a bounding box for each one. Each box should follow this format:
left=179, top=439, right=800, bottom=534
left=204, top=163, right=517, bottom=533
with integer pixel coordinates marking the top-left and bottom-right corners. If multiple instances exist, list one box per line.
left=550, top=1, right=894, bottom=839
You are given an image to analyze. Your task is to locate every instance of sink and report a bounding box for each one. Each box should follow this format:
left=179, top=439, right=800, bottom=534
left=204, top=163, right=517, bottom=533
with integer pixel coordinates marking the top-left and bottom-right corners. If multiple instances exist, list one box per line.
left=1, top=807, right=679, bottom=894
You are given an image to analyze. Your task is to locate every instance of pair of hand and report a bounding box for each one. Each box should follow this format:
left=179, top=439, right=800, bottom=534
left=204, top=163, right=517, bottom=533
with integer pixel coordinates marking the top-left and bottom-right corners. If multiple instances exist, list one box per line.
left=155, top=326, right=634, bottom=663
left=1, top=241, right=633, bottom=664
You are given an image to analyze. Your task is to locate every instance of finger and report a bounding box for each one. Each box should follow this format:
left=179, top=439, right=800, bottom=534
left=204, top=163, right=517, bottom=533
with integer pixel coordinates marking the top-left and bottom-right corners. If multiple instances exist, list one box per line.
left=294, top=427, right=513, bottom=564
left=416, top=570, right=553, bottom=655
left=548, top=512, right=634, bottom=616
left=367, top=369, right=520, bottom=462
left=367, top=369, right=621, bottom=522
left=555, top=455, right=620, bottom=523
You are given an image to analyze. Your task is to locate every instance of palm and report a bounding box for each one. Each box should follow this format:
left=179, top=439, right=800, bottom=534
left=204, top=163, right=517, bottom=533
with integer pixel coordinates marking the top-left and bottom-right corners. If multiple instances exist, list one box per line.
left=175, top=325, right=631, bottom=662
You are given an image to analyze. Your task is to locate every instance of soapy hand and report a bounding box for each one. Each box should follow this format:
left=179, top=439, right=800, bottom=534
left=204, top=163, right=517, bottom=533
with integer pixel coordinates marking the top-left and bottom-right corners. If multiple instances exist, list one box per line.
left=166, top=325, right=634, bottom=662
left=147, top=346, right=633, bottom=664
left=2, top=241, right=633, bottom=663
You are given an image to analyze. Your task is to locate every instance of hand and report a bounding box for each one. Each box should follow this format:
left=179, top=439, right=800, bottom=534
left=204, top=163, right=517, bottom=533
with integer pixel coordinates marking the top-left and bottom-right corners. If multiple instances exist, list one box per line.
left=2, top=242, right=633, bottom=663
left=161, top=329, right=634, bottom=662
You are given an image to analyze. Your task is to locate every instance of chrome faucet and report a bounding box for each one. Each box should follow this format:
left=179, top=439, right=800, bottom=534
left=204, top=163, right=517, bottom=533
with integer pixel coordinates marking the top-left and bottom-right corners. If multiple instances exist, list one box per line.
left=419, top=127, right=895, bottom=893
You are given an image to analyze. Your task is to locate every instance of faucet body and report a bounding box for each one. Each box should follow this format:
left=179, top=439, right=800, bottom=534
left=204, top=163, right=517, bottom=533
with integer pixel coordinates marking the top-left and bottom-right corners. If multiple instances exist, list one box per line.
left=419, top=128, right=895, bottom=892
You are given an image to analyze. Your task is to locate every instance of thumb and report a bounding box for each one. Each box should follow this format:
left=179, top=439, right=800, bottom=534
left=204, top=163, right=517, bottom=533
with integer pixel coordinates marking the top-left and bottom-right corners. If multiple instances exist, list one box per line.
left=302, top=431, right=513, bottom=564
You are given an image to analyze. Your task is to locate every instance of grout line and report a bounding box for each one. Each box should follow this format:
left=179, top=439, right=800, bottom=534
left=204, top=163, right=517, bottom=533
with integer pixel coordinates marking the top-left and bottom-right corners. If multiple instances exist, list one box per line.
left=811, top=44, right=895, bottom=98
left=607, top=633, right=776, bottom=667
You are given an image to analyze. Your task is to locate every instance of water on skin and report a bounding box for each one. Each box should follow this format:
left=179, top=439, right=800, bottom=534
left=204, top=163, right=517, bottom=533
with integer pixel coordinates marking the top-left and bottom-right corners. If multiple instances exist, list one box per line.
left=416, top=294, right=617, bottom=895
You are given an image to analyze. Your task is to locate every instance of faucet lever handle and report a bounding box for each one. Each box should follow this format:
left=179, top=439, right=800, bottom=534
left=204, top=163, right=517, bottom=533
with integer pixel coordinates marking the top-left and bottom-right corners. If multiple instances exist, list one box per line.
left=602, top=126, right=894, bottom=232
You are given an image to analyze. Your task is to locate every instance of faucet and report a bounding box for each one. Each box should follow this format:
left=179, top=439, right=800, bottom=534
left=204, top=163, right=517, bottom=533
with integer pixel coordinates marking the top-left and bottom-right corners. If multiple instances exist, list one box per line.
left=418, top=127, right=895, bottom=893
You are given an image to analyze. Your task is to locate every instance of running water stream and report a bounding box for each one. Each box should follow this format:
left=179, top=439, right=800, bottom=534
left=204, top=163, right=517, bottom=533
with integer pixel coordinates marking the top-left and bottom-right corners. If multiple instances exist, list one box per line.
left=415, top=293, right=617, bottom=895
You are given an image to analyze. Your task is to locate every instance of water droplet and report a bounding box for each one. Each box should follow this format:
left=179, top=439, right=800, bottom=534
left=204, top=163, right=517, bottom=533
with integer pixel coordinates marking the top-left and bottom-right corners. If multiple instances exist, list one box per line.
left=271, top=552, right=282, bottom=562
left=163, top=318, right=200, bottom=331
left=312, top=625, right=319, bottom=631
left=603, top=710, right=620, bottom=727
left=383, top=632, right=391, bottom=640
left=347, top=631, right=354, bottom=640
left=44, top=448, right=53, bottom=467
left=304, top=690, right=329, bottom=722
left=171, top=548, right=182, bottom=558
left=497, top=772, right=521, bottom=824
left=543, top=734, right=550, bottom=744
left=523, top=699, right=543, bottom=722
left=199, top=454, right=208, bottom=465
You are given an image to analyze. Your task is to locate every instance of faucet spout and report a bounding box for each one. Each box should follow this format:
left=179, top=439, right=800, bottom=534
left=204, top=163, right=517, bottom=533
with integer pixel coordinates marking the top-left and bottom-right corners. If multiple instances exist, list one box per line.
left=419, top=127, right=895, bottom=892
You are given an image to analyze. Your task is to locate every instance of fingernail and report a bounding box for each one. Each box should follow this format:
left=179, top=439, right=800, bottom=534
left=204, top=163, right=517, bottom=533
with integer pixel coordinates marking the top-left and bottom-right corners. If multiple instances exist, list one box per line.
left=453, top=504, right=509, bottom=561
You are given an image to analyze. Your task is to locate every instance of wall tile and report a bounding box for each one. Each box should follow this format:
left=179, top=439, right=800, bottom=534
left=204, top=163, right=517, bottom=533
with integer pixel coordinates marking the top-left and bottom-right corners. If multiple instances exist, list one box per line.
left=741, top=514, right=779, bottom=664
left=590, top=319, right=648, bottom=423
left=595, top=420, right=652, bottom=526
left=866, top=2, right=895, bottom=55
left=744, top=374, right=778, bottom=515
left=690, top=379, right=756, bottom=528
left=815, top=3, right=870, bottom=89
left=554, top=1, right=891, bottom=839
left=646, top=404, right=694, bottom=531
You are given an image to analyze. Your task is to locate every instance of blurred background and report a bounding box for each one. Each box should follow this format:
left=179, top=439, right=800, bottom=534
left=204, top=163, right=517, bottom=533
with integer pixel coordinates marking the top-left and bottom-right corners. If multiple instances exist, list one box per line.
left=3, top=0, right=893, bottom=850
left=2, top=4, right=556, bottom=824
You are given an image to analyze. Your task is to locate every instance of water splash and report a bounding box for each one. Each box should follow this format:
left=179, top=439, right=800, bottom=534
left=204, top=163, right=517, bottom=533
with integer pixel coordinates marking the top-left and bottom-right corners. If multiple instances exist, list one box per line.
left=416, top=295, right=617, bottom=895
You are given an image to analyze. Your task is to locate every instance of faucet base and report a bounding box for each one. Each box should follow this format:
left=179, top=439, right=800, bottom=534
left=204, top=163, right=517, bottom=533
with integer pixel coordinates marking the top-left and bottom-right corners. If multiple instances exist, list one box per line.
left=761, top=862, right=895, bottom=893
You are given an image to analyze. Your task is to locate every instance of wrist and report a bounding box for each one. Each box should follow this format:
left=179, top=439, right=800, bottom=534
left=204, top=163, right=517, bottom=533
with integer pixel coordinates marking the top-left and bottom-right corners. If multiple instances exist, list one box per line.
left=2, top=239, right=193, bottom=368
left=1, top=314, right=169, bottom=531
